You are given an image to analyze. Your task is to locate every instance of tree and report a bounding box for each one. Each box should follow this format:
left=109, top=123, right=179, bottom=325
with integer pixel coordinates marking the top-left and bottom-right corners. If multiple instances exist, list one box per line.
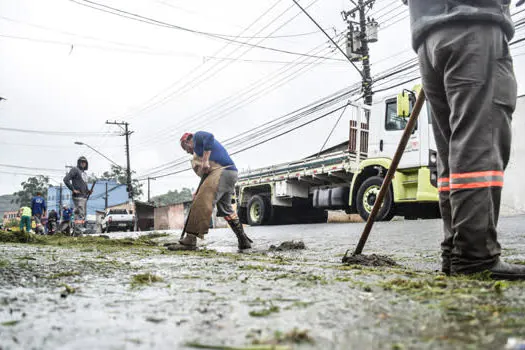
left=152, top=188, right=193, bottom=206
left=12, top=175, right=50, bottom=206
left=98, top=165, right=143, bottom=197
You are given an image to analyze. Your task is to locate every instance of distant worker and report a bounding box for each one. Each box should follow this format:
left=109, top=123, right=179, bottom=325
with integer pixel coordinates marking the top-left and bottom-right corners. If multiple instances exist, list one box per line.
left=169, top=131, right=253, bottom=251
left=19, top=206, right=32, bottom=233
left=59, top=205, right=73, bottom=235
left=47, top=209, right=59, bottom=235
left=31, top=191, right=46, bottom=235
left=404, top=0, right=525, bottom=279
left=63, top=156, right=91, bottom=229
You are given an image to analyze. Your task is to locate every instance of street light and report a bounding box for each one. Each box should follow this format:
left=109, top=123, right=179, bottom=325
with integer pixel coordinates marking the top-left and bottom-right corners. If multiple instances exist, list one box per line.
left=74, top=141, right=122, bottom=169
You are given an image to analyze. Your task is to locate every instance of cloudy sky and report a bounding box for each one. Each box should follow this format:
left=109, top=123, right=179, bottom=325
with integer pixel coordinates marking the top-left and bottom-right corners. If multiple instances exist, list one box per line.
left=1, top=0, right=524, bottom=201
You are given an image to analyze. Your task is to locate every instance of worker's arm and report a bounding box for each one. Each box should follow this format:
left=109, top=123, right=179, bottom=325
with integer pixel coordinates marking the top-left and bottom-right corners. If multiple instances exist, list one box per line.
left=63, top=168, right=79, bottom=194
left=194, top=132, right=215, bottom=174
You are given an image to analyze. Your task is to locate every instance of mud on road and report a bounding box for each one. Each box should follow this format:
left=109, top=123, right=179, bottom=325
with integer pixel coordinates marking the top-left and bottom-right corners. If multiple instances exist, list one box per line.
left=1, top=217, right=525, bottom=350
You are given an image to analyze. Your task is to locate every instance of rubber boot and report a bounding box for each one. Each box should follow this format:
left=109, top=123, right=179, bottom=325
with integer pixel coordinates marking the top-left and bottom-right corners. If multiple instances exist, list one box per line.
left=227, top=218, right=253, bottom=250
left=167, top=233, right=198, bottom=251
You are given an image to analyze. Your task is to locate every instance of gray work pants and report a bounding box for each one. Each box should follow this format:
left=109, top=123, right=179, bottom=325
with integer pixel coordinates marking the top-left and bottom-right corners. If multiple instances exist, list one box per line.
left=417, top=23, right=517, bottom=273
left=213, top=170, right=238, bottom=217
left=73, top=197, right=87, bottom=222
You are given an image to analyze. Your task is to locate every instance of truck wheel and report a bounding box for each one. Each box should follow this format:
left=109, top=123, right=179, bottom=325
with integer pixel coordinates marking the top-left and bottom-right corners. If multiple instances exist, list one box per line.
left=356, top=176, right=395, bottom=222
left=247, top=195, right=270, bottom=226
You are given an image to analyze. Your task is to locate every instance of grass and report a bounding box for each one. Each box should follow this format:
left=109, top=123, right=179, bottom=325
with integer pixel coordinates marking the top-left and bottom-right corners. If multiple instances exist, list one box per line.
left=252, top=329, right=315, bottom=346
left=48, top=271, right=81, bottom=279
left=1, top=320, right=20, bottom=326
left=249, top=305, right=280, bottom=317
left=186, top=343, right=290, bottom=350
left=130, top=273, right=164, bottom=288
left=0, top=230, right=168, bottom=249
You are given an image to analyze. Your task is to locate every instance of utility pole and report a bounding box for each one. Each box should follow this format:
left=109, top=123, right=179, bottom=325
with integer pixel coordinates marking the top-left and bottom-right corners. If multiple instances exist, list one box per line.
left=59, top=184, right=63, bottom=212
left=104, top=182, right=108, bottom=209
left=106, top=120, right=134, bottom=201
left=342, top=0, right=378, bottom=105
left=147, top=177, right=156, bottom=203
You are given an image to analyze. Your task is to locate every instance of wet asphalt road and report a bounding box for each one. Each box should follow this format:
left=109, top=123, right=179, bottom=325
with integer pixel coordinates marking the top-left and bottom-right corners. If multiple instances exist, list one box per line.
left=1, top=215, right=525, bottom=350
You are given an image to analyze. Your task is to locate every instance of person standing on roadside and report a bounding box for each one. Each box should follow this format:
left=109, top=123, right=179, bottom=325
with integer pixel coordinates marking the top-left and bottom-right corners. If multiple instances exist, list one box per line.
left=31, top=191, right=46, bottom=235
left=403, top=0, right=525, bottom=279
left=63, top=156, right=91, bottom=228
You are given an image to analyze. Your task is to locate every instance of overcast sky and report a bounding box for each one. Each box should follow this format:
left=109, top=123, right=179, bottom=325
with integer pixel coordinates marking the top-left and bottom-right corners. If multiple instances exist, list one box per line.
left=1, top=0, right=524, bottom=201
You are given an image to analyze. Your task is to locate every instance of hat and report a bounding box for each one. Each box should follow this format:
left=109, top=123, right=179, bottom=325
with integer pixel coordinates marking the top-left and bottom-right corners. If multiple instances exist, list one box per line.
left=180, top=132, right=193, bottom=144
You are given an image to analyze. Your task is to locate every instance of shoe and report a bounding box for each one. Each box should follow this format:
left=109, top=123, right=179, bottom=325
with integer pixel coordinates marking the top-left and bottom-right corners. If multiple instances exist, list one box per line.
left=487, top=260, right=525, bottom=280
left=227, top=218, right=253, bottom=250
left=167, top=233, right=197, bottom=251
left=452, top=259, right=525, bottom=280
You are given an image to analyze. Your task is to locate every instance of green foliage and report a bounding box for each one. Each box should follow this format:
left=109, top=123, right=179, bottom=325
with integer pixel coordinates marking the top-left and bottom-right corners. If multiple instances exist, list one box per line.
left=152, top=187, right=193, bottom=206
left=12, top=175, right=50, bottom=206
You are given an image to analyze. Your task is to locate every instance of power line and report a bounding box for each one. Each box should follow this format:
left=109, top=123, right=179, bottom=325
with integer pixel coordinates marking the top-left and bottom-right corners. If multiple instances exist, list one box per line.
left=121, top=0, right=292, bottom=120
left=291, top=0, right=364, bottom=78
left=0, top=126, right=119, bottom=137
left=68, top=0, right=345, bottom=61
left=139, top=37, right=343, bottom=148
left=126, top=0, right=330, bottom=120
left=0, top=163, right=65, bottom=173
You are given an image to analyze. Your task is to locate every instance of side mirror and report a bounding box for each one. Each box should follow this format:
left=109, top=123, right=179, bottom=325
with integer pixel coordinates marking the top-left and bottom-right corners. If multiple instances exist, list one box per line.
left=397, top=91, right=411, bottom=118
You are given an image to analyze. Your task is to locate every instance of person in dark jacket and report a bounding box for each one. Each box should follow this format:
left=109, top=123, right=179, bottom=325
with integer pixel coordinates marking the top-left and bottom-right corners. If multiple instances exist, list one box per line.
left=404, top=0, right=525, bottom=279
left=63, top=156, right=91, bottom=226
left=31, top=192, right=46, bottom=234
left=46, top=209, right=58, bottom=235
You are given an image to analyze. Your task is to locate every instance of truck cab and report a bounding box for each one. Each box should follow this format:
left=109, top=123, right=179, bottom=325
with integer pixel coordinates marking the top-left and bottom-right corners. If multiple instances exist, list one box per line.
left=236, top=85, right=440, bottom=225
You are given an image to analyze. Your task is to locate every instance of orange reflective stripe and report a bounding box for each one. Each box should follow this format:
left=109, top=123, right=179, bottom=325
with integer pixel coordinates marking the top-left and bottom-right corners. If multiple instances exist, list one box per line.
left=438, top=186, right=450, bottom=192
left=450, top=171, right=504, bottom=179
left=438, top=177, right=449, bottom=182
left=451, top=181, right=504, bottom=189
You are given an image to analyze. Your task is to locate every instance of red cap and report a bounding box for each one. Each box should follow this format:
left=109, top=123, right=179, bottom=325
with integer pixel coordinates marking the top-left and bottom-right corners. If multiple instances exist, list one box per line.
left=180, top=132, right=193, bottom=144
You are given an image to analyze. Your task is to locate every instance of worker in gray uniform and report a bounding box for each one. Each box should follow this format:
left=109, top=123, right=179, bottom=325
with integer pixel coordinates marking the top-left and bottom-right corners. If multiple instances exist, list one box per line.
left=404, top=0, right=525, bottom=279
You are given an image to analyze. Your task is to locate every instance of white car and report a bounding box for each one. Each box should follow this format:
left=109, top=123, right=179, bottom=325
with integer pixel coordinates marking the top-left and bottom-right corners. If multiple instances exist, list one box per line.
left=100, top=209, right=135, bottom=233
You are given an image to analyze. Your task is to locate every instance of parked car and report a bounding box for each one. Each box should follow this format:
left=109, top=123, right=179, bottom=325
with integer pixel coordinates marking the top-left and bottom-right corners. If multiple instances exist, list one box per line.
left=100, top=209, right=135, bottom=233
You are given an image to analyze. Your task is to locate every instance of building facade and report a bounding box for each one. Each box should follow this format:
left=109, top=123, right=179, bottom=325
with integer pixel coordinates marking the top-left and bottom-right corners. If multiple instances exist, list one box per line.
left=47, top=179, right=128, bottom=215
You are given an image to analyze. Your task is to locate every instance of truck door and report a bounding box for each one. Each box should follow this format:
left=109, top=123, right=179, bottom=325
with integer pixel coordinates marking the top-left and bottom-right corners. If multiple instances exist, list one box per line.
left=378, top=98, right=422, bottom=168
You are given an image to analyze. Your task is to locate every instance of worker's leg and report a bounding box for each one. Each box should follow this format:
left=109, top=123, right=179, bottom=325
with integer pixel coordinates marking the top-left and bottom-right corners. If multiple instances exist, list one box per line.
left=429, top=24, right=516, bottom=273
left=24, top=216, right=31, bottom=233
left=73, top=198, right=87, bottom=222
left=418, top=36, right=453, bottom=274
left=19, top=216, right=25, bottom=232
left=215, top=170, right=252, bottom=250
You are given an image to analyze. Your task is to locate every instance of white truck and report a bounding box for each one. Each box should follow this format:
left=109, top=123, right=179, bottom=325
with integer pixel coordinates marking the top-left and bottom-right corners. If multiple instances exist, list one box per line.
left=100, top=208, right=135, bottom=233
left=236, top=85, right=441, bottom=225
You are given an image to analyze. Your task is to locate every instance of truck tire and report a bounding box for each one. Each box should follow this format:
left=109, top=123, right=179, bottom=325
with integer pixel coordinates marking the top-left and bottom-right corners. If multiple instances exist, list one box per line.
left=247, top=195, right=271, bottom=226
left=356, top=176, right=395, bottom=222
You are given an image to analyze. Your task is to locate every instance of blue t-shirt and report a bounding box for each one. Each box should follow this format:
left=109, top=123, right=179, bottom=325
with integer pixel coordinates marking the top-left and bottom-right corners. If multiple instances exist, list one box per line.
left=62, top=208, right=73, bottom=221
left=193, top=131, right=237, bottom=171
left=31, top=196, right=47, bottom=215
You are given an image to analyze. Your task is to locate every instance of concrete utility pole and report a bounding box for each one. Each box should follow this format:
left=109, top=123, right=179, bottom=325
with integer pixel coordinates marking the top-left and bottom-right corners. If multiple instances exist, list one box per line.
left=105, top=120, right=134, bottom=201
left=147, top=177, right=156, bottom=203
left=342, top=0, right=378, bottom=105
